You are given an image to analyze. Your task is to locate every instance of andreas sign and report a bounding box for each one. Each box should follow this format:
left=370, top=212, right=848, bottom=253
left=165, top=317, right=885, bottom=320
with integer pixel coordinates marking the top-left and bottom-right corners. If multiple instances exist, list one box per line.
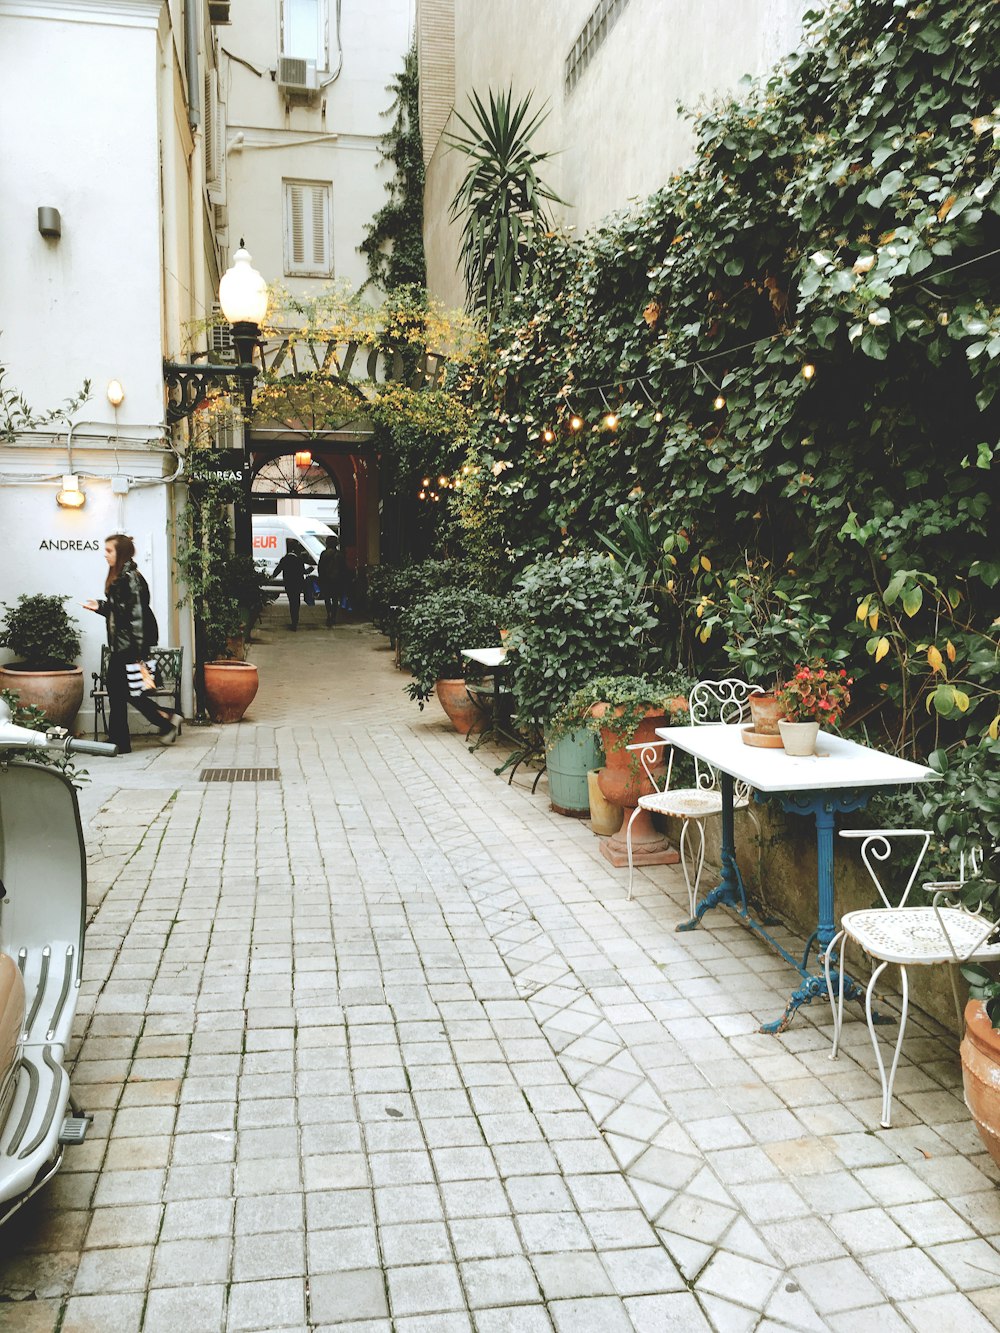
left=39, top=539, right=101, bottom=551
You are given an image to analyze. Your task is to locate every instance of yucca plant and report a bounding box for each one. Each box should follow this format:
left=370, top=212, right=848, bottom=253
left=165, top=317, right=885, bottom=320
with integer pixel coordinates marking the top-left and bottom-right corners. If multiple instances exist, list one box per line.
left=447, top=87, right=562, bottom=319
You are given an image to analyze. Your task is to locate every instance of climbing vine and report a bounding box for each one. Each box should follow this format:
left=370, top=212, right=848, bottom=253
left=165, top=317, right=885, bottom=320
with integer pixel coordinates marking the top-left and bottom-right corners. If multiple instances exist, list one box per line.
left=360, top=44, right=426, bottom=292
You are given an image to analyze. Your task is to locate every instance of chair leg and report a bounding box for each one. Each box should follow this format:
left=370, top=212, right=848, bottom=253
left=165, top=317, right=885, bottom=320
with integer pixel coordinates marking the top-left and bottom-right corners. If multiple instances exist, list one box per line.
left=824, top=930, right=846, bottom=1060
left=679, top=819, right=707, bottom=919
left=948, top=962, right=965, bottom=1036
left=625, top=805, right=642, bottom=901
left=865, top=960, right=908, bottom=1129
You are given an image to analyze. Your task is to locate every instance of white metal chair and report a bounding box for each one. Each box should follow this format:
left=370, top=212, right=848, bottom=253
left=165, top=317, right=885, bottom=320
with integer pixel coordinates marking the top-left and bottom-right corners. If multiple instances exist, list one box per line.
left=625, top=678, right=762, bottom=910
left=825, top=829, right=997, bottom=1128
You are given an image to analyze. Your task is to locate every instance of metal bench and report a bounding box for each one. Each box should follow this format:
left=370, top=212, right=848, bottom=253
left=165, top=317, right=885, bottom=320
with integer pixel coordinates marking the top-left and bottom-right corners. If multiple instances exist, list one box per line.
left=91, top=646, right=184, bottom=741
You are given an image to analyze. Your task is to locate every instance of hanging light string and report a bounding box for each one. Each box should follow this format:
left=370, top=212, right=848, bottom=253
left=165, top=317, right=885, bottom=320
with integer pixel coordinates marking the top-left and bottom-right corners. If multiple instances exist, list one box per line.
left=415, top=244, right=1000, bottom=491
left=544, top=242, right=1000, bottom=407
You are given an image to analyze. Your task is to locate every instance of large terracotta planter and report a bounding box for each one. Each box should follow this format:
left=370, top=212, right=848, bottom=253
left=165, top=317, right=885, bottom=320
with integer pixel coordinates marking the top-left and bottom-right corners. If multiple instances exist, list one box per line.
left=435, top=678, right=486, bottom=736
left=0, top=665, right=84, bottom=729
left=594, top=702, right=684, bottom=868
left=961, top=1000, right=1000, bottom=1168
left=204, top=660, right=259, bottom=723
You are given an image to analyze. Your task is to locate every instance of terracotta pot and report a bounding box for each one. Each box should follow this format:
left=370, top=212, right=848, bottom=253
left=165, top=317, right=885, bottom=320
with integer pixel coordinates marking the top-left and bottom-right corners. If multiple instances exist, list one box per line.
left=203, top=660, right=259, bottom=723
left=748, top=691, right=785, bottom=735
left=961, top=1000, right=1000, bottom=1168
left=593, top=702, right=682, bottom=869
left=435, top=678, right=486, bottom=736
left=0, top=665, right=84, bottom=729
left=777, top=719, right=819, bottom=756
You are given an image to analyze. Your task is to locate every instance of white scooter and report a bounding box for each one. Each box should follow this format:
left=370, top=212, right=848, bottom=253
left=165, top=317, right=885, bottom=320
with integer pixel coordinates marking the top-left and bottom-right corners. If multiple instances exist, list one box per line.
left=0, top=699, right=116, bottom=1226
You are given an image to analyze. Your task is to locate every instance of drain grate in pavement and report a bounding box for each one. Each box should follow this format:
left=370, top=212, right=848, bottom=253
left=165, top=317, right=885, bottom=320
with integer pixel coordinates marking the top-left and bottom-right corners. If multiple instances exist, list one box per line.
left=200, top=767, right=280, bottom=783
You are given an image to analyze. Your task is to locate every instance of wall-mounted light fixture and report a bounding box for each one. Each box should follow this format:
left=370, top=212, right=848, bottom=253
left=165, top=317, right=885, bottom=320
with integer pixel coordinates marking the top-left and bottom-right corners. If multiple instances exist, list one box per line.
left=107, top=379, right=125, bottom=407
left=294, top=450, right=312, bottom=468
left=38, top=207, right=61, bottom=239
left=56, top=475, right=86, bottom=509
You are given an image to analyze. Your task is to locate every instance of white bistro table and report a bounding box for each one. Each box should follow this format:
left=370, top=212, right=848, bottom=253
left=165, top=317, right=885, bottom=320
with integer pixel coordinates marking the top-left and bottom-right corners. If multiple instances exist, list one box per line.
left=654, top=723, right=934, bottom=1032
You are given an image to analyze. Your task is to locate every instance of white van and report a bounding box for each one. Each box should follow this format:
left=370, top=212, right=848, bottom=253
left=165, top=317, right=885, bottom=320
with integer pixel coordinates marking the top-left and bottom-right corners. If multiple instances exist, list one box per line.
left=252, top=515, right=337, bottom=586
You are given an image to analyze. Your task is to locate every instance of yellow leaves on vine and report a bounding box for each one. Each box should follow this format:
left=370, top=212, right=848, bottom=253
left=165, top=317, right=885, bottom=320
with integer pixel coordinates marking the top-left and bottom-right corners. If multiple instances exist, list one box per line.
left=927, top=644, right=944, bottom=673
left=874, top=637, right=890, bottom=663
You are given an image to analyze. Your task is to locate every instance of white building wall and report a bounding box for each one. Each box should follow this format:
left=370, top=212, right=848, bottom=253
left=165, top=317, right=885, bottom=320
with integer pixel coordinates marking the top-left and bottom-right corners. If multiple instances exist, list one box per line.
left=0, top=0, right=222, bottom=726
left=223, top=0, right=415, bottom=299
left=422, top=0, right=811, bottom=311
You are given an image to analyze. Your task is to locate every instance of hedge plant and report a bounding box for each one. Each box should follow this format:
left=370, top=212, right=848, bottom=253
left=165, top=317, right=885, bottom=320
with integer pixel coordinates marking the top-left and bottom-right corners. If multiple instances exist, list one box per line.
left=399, top=586, right=508, bottom=703
left=506, top=554, right=659, bottom=729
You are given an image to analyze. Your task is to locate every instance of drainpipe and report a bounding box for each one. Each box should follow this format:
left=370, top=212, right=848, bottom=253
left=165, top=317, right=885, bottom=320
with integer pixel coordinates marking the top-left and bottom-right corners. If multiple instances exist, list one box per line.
left=185, top=0, right=201, bottom=129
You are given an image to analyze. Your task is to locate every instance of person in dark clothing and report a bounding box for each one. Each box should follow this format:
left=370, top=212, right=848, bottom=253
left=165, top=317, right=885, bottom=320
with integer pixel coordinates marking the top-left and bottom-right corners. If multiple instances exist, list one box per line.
left=316, top=536, right=343, bottom=628
left=83, top=533, right=181, bottom=753
left=273, top=539, right=315, bottom=630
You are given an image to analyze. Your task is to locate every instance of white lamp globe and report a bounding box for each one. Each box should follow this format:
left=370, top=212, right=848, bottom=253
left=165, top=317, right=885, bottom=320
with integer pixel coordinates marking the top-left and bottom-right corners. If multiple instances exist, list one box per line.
left=218, top=247, right=268, bottom=328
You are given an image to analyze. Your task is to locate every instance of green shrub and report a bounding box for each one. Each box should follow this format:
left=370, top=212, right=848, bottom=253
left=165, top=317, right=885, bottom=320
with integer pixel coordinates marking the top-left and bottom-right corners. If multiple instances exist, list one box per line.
left=506, top=554, right=659, bottom=728
left=400, top=586, right=508, bottom=703
left=0, top=594, right=81, bottom=669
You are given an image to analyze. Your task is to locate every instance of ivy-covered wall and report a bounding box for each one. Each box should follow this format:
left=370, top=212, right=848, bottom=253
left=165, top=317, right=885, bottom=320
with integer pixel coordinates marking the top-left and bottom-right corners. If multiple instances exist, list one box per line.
left=455, top=0, right=1000, bottom=757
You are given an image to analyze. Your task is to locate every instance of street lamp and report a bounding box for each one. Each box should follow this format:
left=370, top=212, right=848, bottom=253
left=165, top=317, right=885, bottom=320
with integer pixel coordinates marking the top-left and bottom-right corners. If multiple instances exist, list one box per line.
left=163, top=243, right=267, bottom=423
left=218, top=246, right=268, bottom=412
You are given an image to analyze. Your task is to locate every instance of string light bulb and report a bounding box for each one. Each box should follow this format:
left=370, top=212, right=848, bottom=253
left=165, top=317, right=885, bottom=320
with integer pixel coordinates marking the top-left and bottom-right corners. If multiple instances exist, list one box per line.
left=422, top=477, right=431, bottom=486
left=801, top=363, right=816, bottom=380
left=542, top=428, right=554, bottom=443
left=713, top=395, right=727, bottom=411
left=438, top=475, right=447, bottom=486
left=654, top=411, right=663, bottom=422
left=418, top=489, right=427, bottom=500
left=603, top=413, right=618, bottom=430
left=569, top=415, right=583, bottom=432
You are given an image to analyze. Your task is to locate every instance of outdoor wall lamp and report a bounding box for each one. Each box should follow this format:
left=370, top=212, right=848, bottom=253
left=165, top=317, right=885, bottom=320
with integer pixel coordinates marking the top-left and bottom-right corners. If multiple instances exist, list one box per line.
left=107, top=379, right=125, bottom=407
left=162, top=243, right=268, bottom=424
left=56, top=475, right=86, bottom=509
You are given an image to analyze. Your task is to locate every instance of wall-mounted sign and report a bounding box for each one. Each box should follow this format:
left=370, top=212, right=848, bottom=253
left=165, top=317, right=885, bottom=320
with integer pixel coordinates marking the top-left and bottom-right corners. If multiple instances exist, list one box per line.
left=39, top=539, right=101, bottom=551
left=187, top=449, right=249, bottom=485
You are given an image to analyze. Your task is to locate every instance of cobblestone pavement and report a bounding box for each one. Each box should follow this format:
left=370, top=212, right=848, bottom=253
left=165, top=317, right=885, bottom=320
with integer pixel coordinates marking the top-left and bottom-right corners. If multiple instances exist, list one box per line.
left=2, top=602, right=1000, bottom=1332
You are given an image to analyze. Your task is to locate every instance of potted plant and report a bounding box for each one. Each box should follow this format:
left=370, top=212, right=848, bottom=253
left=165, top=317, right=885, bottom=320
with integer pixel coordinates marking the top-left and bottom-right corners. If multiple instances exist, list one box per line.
left=710, top=567, right=838, bottom=737
left=922, top=739, right=1000, bottom=1163
left=177, top=474, right=273, bottom=723
left=399, top=586, right=508, bottom=733
left=774, top=660, right=853, bottom=755
left=200, top=554, right=274, bottom=723
left=0, top=594, right=84, bottom=728
left=504, top=554, right=658, bottom=814
left=555, top=672, right=693, bottom=864
left=593, top=674, right=692, bottom=865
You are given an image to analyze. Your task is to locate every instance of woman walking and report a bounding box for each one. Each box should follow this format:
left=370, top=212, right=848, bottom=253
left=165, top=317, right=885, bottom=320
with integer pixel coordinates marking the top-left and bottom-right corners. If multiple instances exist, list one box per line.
left=83, top=534, right=181, bottom=753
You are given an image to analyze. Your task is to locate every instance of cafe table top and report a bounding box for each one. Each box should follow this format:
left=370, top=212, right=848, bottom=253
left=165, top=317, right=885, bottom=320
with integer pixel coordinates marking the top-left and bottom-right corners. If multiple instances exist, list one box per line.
left=654, top=723, right=935, bottom=793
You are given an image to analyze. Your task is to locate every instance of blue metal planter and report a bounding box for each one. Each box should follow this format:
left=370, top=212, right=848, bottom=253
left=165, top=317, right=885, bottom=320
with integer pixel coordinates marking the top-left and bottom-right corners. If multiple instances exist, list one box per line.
left=546, top=726, right=602, bottom=817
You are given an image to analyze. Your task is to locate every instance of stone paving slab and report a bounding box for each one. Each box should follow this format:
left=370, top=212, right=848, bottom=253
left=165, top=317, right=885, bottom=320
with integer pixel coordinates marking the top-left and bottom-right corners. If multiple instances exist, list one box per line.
left=1, top=601, right=999, bottom=1331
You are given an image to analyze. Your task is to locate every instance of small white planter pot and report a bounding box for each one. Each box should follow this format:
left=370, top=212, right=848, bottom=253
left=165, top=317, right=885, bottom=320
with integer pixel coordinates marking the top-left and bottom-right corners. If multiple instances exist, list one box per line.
left=778, top=719, right=820, bottom=755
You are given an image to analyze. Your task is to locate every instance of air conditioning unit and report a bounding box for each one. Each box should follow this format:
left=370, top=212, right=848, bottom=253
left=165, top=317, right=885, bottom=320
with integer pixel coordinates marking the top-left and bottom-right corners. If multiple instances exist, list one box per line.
left=210, top=302, right=235, bottom=362
left=277, top=56, right=319, bottom=100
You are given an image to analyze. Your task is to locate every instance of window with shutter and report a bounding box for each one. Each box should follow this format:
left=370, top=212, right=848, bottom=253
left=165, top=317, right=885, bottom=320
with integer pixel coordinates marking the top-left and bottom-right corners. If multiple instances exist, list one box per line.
left=283, top=180, right=332, bottom=277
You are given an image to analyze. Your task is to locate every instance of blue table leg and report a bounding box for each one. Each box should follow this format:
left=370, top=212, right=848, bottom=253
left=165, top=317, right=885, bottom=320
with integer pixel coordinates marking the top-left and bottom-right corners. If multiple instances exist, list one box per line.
left=677, top=773, right=746, bottom=930
left=757, top=788, right=877, bottom=1033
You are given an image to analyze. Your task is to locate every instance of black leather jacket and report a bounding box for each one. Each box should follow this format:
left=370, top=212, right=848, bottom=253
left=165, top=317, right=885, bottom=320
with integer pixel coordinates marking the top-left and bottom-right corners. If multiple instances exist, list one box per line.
left=97, top=562, right=157, bottom=656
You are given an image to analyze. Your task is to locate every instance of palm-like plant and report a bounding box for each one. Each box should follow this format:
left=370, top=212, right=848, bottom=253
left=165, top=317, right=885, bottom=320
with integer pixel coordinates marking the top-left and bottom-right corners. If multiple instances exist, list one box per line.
left=448, top=87, right=563, bottom=318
